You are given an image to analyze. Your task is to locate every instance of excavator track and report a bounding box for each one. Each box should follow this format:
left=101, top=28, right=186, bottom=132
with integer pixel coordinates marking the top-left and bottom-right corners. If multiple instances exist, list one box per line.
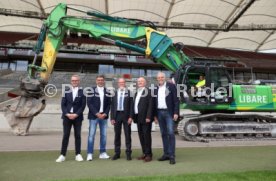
left=177, top=113, right=276, bottom=142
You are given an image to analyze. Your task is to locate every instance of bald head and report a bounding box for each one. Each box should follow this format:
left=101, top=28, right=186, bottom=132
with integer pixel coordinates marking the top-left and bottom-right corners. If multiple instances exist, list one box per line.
left=117, top=78, right=126, bottom=89
left=137, top=77, right=147, bottom=88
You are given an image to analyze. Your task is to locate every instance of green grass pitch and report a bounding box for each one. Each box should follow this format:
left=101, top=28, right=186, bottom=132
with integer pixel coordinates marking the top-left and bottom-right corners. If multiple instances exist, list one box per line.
left=1, top=146, right=276, bottom=181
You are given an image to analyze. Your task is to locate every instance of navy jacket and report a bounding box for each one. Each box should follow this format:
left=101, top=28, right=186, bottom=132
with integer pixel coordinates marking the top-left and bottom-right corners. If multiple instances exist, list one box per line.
left=61, top=88, right=86, bottom=121
left=153, top=82, right=180, bottom=117
left=87, top=86, right=111, bottom=119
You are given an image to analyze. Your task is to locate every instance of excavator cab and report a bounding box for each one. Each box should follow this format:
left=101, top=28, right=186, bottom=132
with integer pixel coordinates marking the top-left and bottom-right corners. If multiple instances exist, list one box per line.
left=175, top=63, right=233, bottom=111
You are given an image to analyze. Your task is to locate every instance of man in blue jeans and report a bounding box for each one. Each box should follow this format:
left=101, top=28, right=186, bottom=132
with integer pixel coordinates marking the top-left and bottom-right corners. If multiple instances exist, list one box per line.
left=153, top=72, right=179, bottom=165
left=87, top=75, right=111, bottom=161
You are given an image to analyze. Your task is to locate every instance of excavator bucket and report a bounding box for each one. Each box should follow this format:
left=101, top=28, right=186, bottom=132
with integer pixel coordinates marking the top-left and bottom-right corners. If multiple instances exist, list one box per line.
left=0, top=86, right=46, bottom=136
left=4, top=96, right=45, bottom=136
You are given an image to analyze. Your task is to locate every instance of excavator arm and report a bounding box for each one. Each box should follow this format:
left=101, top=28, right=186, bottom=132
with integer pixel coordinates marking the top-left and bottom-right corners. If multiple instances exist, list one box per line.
left=4, top=3, right=191, bottom=135
left=39, top=3, right=190, bottom=81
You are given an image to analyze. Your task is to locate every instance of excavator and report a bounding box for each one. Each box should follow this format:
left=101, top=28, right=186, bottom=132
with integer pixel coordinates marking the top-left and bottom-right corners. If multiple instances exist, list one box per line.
left=2, top=3, right=276, bottom=141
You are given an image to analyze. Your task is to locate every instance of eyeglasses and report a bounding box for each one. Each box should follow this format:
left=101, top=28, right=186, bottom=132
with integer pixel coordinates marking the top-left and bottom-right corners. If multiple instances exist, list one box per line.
left=71, top=80, right=79, bottom=82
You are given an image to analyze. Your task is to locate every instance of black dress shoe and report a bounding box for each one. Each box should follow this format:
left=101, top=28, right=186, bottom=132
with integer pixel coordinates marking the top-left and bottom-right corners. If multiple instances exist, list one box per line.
left=158, top=155, right=170, bottom=161
left=126, top=155, right=132, bottom=161
left=112, top=154, right=120, bottom=160
left=170, top=158, right=176, bottom=165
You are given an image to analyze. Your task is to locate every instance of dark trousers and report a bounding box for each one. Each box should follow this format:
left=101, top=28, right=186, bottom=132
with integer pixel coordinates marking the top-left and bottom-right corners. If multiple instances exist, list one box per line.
left=137, top=122, right=152, bottom=157
left=61, top=118, right=82, bottom=156
left=114, top=111, right=132, bottom=155
left=157, top=110, right=175, bottom=158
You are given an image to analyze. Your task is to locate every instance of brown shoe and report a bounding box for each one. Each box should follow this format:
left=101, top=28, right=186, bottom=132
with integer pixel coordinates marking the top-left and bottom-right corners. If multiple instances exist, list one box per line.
left=144, top=156, right=152, bottom=162
left=137, top=155, right=146, bottom=160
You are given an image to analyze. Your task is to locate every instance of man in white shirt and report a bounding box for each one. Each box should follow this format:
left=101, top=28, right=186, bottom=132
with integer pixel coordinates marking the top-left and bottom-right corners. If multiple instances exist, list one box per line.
left=132, top=77, right=153, bottom=162
left=87, top=75, right=111, bottom=161
left=154, top=72, right=179, bottom=165
left=56, top=75, right=86, bottom=163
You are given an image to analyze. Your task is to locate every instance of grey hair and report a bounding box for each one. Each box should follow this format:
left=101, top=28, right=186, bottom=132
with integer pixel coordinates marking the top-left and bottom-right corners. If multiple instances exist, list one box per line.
left=71, top=74, right=80, bottom=80
left=157, top=71, right=166, bottom=78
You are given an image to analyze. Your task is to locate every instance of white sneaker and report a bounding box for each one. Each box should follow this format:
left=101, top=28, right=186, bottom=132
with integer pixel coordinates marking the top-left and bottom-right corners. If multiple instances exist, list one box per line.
left=56, top=155, right=65, bottom=163
left=75, top=154, right=84, bottom=162
left=99, top=152, right=110, bottom=159
left=87, top=154, right=93, bottom=161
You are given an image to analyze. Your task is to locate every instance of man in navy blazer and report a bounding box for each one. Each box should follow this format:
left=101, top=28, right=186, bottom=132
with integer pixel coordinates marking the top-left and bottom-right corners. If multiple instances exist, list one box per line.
left=86, top=75, right=111, bottom=161
left=153, top=72, right=179, bottom=165
left=56, top=75, right=86, bottom=163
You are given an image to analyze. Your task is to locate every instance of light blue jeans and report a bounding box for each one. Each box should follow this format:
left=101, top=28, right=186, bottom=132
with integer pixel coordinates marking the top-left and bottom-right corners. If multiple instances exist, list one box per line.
left=87, top=118, right=107, bottom=154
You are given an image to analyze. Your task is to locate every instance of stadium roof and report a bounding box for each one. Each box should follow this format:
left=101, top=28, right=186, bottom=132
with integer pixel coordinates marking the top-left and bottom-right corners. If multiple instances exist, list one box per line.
left=0, top=0, right=276, bottom=52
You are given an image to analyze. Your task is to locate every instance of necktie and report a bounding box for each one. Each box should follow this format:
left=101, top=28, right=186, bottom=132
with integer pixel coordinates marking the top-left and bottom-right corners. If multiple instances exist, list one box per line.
left=119, top=92, right=123, bottom=110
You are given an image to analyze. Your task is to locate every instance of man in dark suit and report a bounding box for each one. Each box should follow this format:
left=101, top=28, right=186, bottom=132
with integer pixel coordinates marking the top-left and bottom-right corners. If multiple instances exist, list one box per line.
left=154, top=72, right=179, bottom=165
left=87, top=75, right=111, bottom=161
left=133, top=77, right=153, bottom=162
left=56, top=75, right=86, bottom=163
left=110, top=78, right=133, bottom=161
